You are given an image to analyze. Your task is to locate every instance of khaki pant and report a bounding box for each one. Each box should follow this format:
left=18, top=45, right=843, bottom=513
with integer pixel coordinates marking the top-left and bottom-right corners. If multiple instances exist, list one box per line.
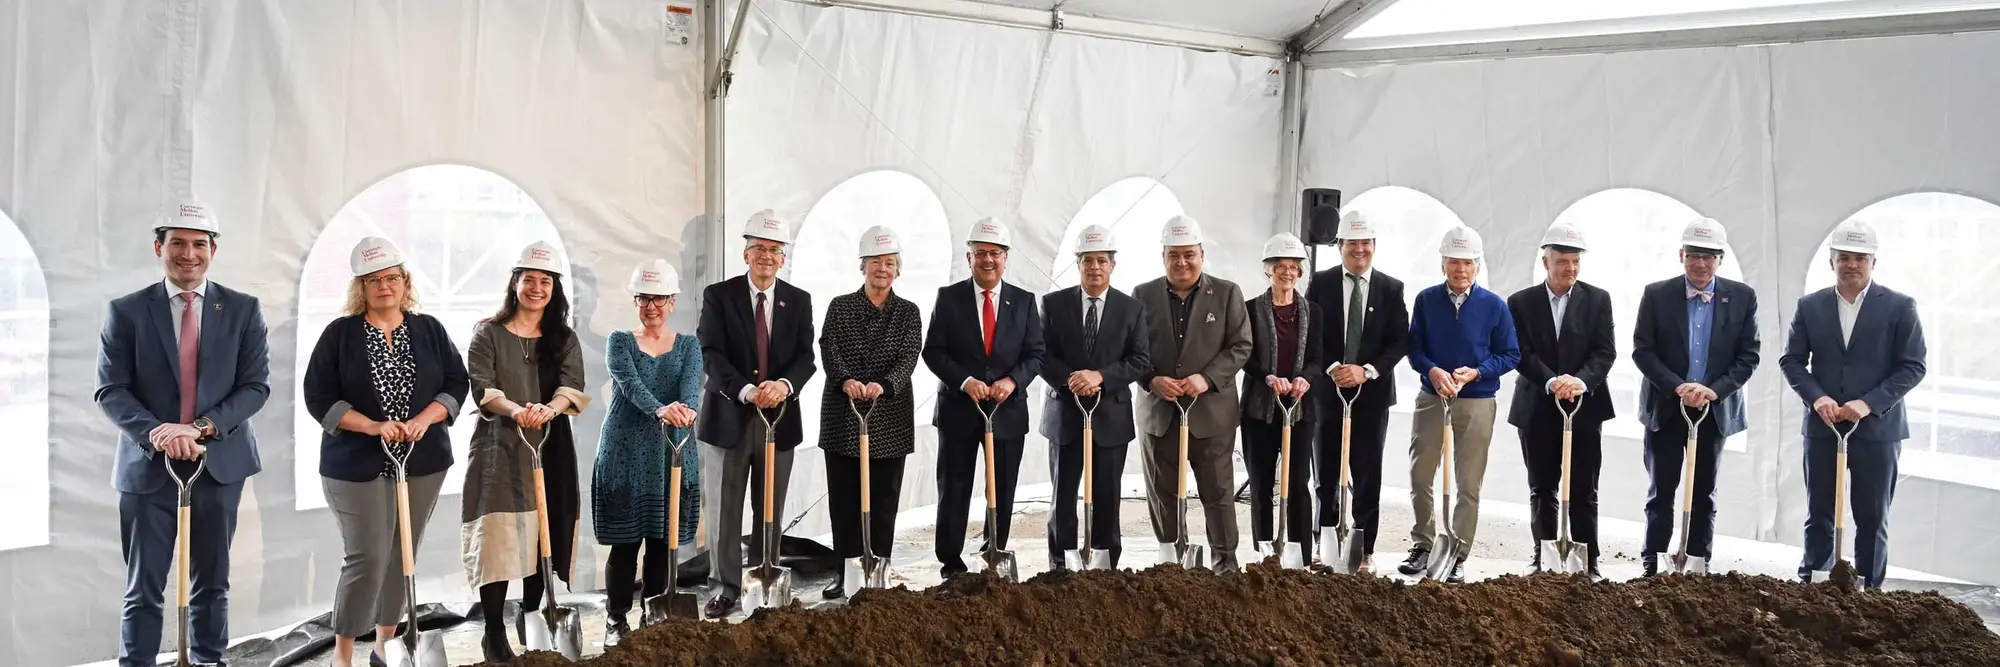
left=1141, top=430, right=1240, bottom=553
left=1409, top=393, right=1496, bottom=552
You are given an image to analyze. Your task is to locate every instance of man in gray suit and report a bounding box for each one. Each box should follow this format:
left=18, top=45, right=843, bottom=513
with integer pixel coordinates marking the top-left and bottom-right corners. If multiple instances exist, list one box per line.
left=1134, top=215, right=1252, bottom=573
left=96, top=202, right=272, bottom=667
left=1779, top=220, right=1926, bottom=590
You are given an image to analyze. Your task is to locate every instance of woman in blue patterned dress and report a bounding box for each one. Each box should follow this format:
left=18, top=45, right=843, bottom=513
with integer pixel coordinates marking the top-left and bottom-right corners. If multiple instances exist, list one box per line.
left=592, top=259, right=701, bottom=646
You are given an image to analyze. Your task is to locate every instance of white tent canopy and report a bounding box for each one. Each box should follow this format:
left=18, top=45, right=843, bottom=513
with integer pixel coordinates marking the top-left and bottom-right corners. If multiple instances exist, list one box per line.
left=4, top=0, right=2000, bottom=664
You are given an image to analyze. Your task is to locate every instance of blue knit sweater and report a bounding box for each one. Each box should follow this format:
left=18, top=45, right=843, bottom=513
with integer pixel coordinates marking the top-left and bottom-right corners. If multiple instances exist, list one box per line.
left=1408, top=283, right=1520, bottom=399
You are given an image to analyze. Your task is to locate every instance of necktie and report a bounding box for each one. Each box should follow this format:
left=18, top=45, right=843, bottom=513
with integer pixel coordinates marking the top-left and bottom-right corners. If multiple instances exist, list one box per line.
left=1344, top=274, right=1364, bottom=363
left=1084, top=296, right=1101, bottom=355
left=178, top=292, right=200, bottom=422
left=754, top=291, right=770, bottom=381
left=982, top=290, right=997, bottom=356
left=1686, top=286, right=1714, bottom=302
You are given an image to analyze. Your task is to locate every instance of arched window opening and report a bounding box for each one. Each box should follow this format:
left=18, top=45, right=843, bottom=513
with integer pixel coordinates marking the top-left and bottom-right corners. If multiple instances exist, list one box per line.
left=1050, top=177, right=1183, bottom=296
left=0, top=210, right=50, bottom=551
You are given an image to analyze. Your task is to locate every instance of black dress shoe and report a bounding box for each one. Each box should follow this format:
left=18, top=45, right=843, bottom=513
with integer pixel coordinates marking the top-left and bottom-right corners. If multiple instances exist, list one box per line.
left=368, top=651, right=387, bottom=667
left=1642, top=555, right=1659, bottom=578
left=1396, top=547, right=1431, bottom=576
left=823, top=578, right=846, bottom=600
left=705, top=594, right=738, bottom=619
left=482, top=627, right=516, bottom=664
left=1446, top=558, right=1467, bottom=584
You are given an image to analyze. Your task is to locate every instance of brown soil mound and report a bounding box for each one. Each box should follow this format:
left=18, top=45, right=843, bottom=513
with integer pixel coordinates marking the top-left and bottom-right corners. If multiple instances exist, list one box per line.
left=503, top=562, right=2000, bottom=666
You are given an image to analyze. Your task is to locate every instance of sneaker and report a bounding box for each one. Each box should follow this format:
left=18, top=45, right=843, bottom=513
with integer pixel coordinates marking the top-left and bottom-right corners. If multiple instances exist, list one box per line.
left=1446, top=558, right=1467, bottom=584
left=604, top=618, right=629, bottom=648
left=1396, top=548, right=1431, bottom=576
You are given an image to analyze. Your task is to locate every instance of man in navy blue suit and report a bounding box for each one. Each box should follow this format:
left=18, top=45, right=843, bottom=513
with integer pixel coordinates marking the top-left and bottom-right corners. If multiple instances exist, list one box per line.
left=1779, top=220, right=1926, bottom=590
left=923, top=217, right=1045, bottom=578
left=96, top=202, right=271, bottom=667
left=1631, top=217, right=1761, bottom=577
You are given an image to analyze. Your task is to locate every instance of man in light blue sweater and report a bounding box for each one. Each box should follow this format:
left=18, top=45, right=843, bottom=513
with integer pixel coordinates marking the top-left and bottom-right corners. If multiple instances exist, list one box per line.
left=1396, top=225, right=1521, bottom=583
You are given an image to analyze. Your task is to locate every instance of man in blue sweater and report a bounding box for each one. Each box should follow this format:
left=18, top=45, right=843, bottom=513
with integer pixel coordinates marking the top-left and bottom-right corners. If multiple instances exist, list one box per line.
left=1397, top=225, right=1520, bottom=583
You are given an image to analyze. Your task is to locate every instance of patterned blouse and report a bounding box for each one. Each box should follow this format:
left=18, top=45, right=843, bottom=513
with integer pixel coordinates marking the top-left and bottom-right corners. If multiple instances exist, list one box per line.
left=366, top=321, right=416, bottom=478
left=817, top=289, right=924, bottom=458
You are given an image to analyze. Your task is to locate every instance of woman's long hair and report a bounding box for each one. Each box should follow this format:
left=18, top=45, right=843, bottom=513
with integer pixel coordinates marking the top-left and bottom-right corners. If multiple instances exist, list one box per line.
left=486, top=268, right=573, bottom=364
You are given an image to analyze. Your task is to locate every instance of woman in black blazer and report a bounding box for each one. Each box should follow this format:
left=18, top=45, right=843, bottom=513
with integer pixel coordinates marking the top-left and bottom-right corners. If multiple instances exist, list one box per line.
left=302, top=237, right=469, bottom=667
left=1240, top=233, right=1323, bottom=566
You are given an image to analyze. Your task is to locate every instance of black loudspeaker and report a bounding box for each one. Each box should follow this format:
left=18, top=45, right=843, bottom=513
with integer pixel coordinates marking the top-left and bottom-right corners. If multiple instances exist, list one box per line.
left=1303, top=188, right=1343, bottom=245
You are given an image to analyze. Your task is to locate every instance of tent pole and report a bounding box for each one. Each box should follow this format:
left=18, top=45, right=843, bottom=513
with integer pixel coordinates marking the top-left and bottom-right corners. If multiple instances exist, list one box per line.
left=1275, top=58, right=1304, bottom=239
left=703, top=0, right=733, bottom=285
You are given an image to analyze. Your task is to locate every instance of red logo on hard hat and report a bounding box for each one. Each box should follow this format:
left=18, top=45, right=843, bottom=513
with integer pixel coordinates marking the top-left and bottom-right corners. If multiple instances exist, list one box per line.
left=532, top=249, right=552, bottom=260
left=362, top=247, right=387, bottom=261
left=1084, top=232, right=1104, bottom=243
left=875, top=234, right=892, bottom=245
left=1691, top=228, right=1714, bottom=239
left=181, top=205, right=204, bottom=217
left=642, top=271, right=660, bottom=281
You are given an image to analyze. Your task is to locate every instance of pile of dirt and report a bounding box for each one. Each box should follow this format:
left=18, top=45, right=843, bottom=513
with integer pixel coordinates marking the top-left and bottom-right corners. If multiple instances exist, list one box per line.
left=501, top=562, right=2000, bottom=666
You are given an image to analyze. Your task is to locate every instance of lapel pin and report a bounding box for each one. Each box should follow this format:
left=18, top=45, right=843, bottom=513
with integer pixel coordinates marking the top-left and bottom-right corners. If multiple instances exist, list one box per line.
left=1720, top=297, right=1730, bottom=304
left=1205, top=313, right=1217, bottom=323
left=779, top=301, right=787, bottom=308
left=213, top=303, right=222, bottom=311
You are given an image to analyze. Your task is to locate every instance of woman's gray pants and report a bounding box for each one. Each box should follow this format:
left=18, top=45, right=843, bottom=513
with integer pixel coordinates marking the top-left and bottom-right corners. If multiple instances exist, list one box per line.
left=324, top=472, right=445, bottom=637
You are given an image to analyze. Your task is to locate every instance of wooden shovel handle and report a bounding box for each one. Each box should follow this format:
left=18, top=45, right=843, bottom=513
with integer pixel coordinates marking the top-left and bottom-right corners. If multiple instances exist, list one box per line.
left=1176, top=422, right=1190, bottom=499
left=669, top=466, right=683, bottom=547
left=983, top=432, right=998, bottom=509
left=860, top=432, right=872, bottom=513
left=533, top=467, right=554, bottom=559
left=1340, top=414, right=1353, bottom=488
left=1679, top=435, right=1698, bottom=513
left=1439, top=406, right=1454, bottom=497
left=1558, top=426, right=1573, bottom=505
left=177, top=505, right=192, bottom=608
left=1833, top=448, right=1848, bottom=532
left=1278, top=422, right=1292, bottom=501
left=397, top=479, right=417, bottom=576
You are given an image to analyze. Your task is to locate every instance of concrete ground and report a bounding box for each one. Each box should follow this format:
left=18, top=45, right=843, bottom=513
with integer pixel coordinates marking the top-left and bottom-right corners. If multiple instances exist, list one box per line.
left=294, top=480, right=1973, bottom=666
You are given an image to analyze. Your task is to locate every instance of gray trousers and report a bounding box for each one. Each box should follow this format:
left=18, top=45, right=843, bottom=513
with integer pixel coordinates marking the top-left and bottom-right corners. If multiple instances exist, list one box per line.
left=1140, top=429, right=1240, bottom=552
left=702, top=430, right=794, bottom=596
left=1409, top=393, right=1497, bottom=552
left=324, top=472, right=445, bottom=637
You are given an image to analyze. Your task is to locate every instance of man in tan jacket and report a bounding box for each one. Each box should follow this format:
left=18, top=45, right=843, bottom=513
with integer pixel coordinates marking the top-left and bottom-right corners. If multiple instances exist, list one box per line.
left=1133, top=215, right=1253, bottom=573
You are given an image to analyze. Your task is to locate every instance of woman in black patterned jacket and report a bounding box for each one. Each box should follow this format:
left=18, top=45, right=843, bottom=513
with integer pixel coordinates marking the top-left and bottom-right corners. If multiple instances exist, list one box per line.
left=817, top=225, right=925, bottom=599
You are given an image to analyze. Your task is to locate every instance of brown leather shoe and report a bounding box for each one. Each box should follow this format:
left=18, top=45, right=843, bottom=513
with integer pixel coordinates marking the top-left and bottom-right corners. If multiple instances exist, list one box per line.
left=704, top=594, right=737, bottom=619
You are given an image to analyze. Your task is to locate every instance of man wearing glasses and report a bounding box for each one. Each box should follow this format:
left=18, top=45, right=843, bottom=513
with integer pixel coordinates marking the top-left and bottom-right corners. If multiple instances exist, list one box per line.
left=694, top=210, right=817, bottom=617
left=1631, top=217, right=1762, bottom=577
left=922, top=217, right=1045, bottom=579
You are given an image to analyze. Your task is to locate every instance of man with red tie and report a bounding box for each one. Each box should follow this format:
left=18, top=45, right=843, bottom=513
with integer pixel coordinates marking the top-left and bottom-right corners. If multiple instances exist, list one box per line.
left=923, top=217, right=1045, bottom=578
left=96, top=202, right=271, bottom=667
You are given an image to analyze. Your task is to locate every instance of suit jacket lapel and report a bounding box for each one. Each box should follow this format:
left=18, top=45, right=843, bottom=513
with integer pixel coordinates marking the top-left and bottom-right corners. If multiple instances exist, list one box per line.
left=149, top=284, right=184, bottom=381
left=1667, top=281, right=1692, bottom=371
left=731, top=276, right=756, bottom=348
left=198, top=285, right=226, bottom=385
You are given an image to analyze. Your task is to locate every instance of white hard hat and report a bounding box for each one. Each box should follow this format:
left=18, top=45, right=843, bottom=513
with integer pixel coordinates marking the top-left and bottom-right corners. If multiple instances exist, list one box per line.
left=1073, top=224, right=1117, bottom=255
left=156, top=201, right=221, bottom=236
left=1262, top=232, right=1309, bottom=260
left=1439, top=226, right=1484, bottom=260
left=514, top=240, right=566, bottom=275
left=627, top=258, right=680, bottom=296
left=858, top=225, right=902, bottom=258
left=1827, top=219, right=1879, bottom=255
left=349, top=236, right=406, bottom=277
left=742, top=209, right=793, bottom=245
left=1540, top=222, right=1588, bottom=252
left=966, top=216, right=1013, bottom=248
left=1681, top=217, right=1729, bottom=251
left=1337, top=210, right=1376, bottom=241
left=1159, top=215, right=1204, bottom=246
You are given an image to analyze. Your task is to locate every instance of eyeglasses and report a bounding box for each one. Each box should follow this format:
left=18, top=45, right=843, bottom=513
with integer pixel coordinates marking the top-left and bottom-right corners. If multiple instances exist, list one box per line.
left=971, top=250, right=1007, bottom=260
left=362, top=273, right=407, bottom=288
left=747, top=245, right=787, bottom=258
left=634, top=295, right=672, bottom=307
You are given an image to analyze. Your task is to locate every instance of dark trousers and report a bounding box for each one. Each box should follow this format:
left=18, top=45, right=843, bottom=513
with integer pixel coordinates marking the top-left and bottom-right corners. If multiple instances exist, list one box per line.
left=604, top=539, right=669, bottom=616
left=1520, top=419, right=1603, bottom=562
left=827, top=453, right=907, bottom=559
left=1643, top=416, right=1726, bottom=559
left=121, top=477, right=243, bottom=667
left=936, top=433, right=1025, bottom=575
left=1047, top=440, right=1129, bottom=567
left=1314, top=404, right=1387, bottom=554
left=1243, top=417, right=1317, bottom=546
left=1801, top=436, right=1900, bottom=589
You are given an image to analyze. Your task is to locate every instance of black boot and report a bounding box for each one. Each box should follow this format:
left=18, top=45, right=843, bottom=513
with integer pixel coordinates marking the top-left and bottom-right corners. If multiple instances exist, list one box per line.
left=1642, top=553, right=1659, bottom=578
left=1446, top=557, right=1467, bottom=584
left=823, top=574, right=846, bottom=600
left=1530, top=547, right=1544, bottom=573
left=482, top=624, right=516, bottom=664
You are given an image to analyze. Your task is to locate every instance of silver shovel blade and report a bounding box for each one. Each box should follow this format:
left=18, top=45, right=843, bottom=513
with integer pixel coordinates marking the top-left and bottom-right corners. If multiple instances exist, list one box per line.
left=985, top=549, right=1019, bottom=582
left=1667, top=553, right=1709, bottom=575
left=1280, top=542, right=1310, bottom=569
left=414, top=630, right=448, bottom=667
left=860, top=556, right=889, bottom=589
left=1087, top=549, right=1113, bottom=570
left=1340, top=530, right=1367, bottom=574
left=1177, top=543, right=1207, bottom=570
left=743, top=563, right=795, bottom=609
left=1538, top=540, right=1562, bottom=573
left=1425, top=539, right=1460, bottom=581
left=1254, top=540, right=1275, bottom=561
left=549, top=606, right=582, bottom=661
left=1563, top=541, right=1589, bottom=574
left=643, top=590, right=702, bottom=623
left=1062, top=549, right=1084, bottom=571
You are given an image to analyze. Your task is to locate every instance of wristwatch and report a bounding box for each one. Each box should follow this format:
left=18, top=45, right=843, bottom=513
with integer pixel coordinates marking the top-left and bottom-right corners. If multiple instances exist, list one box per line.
left=193, top=416, right=215, bottom=438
